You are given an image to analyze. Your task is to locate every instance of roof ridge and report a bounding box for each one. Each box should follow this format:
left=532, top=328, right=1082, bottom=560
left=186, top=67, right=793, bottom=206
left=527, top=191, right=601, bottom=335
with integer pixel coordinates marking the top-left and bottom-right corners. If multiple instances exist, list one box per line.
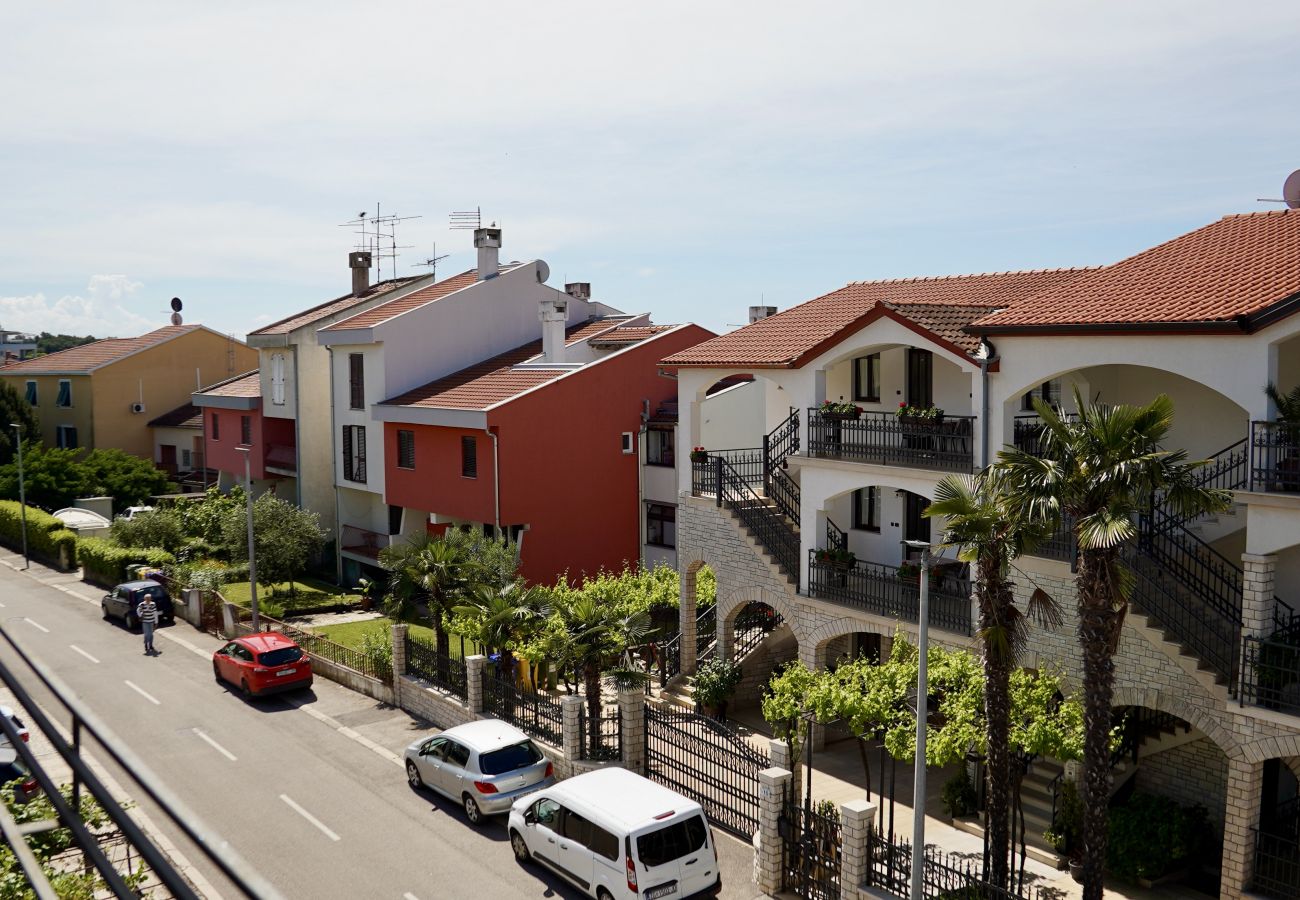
left=198, top=368, right=259, bottom=392
left=1221, top=208, right=1300, bottom=220
left=251, top=275, right=424, bottom=335
left=849, top=266, right=1101, bottom=287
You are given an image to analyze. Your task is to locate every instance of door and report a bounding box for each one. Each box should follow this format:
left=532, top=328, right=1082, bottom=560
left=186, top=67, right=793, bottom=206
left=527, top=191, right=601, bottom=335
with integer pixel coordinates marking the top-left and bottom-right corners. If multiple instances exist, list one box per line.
left=160, top=444, right=177, bottom=472
left=906, top=349, right=933, bottom=408
left=529, top=798, right=563, bottom=867
left=229, top=644, right=255, bottom=686
left=440, top=739, right=471, bottom=796
left=215, top=642, right=239, bottom=681
left=416, top=738, right=449, bottom=794
left=555, top=808, right=596, bottom=891
left=903, top=492, right=931, bottom=549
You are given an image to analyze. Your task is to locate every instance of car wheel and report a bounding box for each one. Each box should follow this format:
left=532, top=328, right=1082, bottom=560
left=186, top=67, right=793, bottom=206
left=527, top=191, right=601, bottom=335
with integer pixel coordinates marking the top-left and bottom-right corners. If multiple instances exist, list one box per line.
left=597, top=889, right=615, bottom=900
left=240, top=680, right=254, bottom=701
left=462, top=793, right=483, bottom=825
left=125, top=612, right=138, bottom=631
left=406, top=761, right=423, bottom=789
left=510, top=829, right=531, bottom=863
left=101, top=602, right=109, bottom=621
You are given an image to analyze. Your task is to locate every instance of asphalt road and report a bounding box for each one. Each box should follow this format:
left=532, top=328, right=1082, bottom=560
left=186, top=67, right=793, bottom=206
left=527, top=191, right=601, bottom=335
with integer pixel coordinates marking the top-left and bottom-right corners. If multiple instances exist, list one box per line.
left=0, top=552, right=768, bottom=900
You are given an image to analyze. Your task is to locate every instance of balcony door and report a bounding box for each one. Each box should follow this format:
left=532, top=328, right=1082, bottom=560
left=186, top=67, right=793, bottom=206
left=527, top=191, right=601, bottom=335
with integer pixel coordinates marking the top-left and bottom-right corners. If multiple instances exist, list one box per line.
left=903, top=492, right=931, bottom=552
left=906, top=349, right=933, bottom=408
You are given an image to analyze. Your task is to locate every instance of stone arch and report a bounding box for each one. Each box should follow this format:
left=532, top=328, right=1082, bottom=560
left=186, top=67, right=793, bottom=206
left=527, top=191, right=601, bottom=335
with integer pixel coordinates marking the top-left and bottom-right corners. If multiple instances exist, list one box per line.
left=1110, top=686, right=1242, bottom=759
left=804, top=617, right=899, bottom=670
left=717, top=584, right=802, bottom=664
left=1237, top=732, right=1300, bottom=765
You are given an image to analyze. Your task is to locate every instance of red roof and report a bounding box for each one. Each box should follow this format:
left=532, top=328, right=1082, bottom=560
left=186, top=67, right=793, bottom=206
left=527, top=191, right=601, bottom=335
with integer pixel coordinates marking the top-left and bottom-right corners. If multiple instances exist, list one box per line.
left=322, top=265, right=523, bottom=333
left=250, top=276, right=424, bottom=336
left=198, top=370, right=260, bottom=398
left=587, top=325, right=674, bottom=346
left=0, top=325, right=201, bottom=373
left=662, top=269, right=1090, bottom=368
left=147, top=403, right=203, bottom=429
left=974, top=210, right=1300, bottom=332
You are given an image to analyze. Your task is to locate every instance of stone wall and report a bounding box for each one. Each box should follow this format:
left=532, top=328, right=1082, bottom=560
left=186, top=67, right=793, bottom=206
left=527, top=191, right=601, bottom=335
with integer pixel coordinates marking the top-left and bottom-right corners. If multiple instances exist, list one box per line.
left=733, top=629, right=799, bottom=709
left=1137, top=737, right=1229, bottom=838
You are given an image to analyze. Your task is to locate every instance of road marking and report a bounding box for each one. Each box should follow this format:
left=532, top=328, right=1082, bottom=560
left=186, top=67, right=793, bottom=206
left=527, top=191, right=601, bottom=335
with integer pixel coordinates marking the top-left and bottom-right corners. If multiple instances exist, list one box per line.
left=280, top=794, right=340, bottom=842
left=404, top=893, right=420, bottom=900
left=124, top=680, right=161, bottom=706
left=192, top=728, right=237, bottom=762
left=69, top=644, right=100, bottom=664
left=24, top=618, right=49, bottom=633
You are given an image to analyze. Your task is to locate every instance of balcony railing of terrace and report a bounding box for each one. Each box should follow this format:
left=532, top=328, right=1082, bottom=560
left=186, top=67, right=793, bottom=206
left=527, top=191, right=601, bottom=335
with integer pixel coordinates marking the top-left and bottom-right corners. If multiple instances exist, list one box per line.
left=1239, top=609, right=1300, bottom=719
left=1011, top=411, right=1079, bottom=455
left=1250, top=420, right=1300, bottom=493
left=806, top=552, right=972, bottom=635
left=340, top=524, right=391, bottom=561
left=690, top=447, right=764, bottom=496
left=807, top=408, right=976, bottom=472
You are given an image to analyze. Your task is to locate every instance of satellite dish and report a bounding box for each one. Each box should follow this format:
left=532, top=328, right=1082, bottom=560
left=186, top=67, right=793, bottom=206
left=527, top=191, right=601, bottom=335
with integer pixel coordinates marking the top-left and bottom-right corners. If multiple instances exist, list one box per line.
left=170, top=297, right=183, bottom=312
left=535, top=261, right=551, bottom=283
left=1283, top=170, right=1300, bottom=209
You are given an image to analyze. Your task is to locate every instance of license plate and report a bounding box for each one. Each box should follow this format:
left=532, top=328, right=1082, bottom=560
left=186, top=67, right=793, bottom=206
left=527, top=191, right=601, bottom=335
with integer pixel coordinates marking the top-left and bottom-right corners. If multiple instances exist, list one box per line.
left=277, top=668, right=297, bottom=676
left=646, top=883, right=678, bottom=900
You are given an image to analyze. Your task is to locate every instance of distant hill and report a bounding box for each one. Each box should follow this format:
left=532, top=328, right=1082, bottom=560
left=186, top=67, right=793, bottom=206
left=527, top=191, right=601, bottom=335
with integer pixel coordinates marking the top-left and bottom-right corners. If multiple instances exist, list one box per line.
left=36, top=332, right=97, bottom=355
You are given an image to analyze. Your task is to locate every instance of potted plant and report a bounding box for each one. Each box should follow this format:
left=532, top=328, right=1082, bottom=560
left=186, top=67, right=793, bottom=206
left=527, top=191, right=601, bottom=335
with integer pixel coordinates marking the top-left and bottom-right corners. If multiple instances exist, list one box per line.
left=819, top=399, right=863, bottom=421
left=689, top=446, right=709, bottom=464
left=896, top=403, right=945, bottom=426
left=356, top=576, right=376, bottom=612
left=1045, top=779, right=1083, bottom=879
left=694, top=657, right=742, bottom=721
left=814, top=547, right=857, bottom=569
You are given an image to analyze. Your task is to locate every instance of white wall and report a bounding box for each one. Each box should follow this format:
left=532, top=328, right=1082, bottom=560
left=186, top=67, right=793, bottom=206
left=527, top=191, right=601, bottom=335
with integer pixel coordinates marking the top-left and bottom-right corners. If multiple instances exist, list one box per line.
left=331, top=343, right=386, bottom=499
left=643, top=463, right=677, bottom=504
left=699, top=380, right=766, bottom=450
left=151, top=426, right=200, bottom=468
left=259, top=347, right=297, bottom=421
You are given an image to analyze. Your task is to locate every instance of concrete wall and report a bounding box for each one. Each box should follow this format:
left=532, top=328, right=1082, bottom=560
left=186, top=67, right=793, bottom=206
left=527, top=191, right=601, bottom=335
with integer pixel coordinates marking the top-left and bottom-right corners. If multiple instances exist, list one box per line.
left=3, top=373, right=94, bottom=449
left=699, top=380, right=765, bottom=450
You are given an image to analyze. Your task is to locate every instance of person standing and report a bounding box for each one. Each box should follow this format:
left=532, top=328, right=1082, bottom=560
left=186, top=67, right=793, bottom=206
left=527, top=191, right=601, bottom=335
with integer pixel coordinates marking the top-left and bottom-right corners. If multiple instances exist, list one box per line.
left=137, top=592, right=159, bottom=654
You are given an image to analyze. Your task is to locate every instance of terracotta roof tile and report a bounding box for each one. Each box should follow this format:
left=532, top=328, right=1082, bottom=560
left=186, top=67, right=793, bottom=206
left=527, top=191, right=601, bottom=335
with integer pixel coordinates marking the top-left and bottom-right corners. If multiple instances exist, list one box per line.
left=198, top=370, right=260, bottom=398
left=250, top=276, right=424, bottom=336
left=588, top=324, right=674, bottom=346
left=147, top=403, right=203, bottom=429
left=0, top=325, right=201, bottom=373
left=974, top=210, right=1300, bottom=331
left=663, top=269, right=1090, bottom=368
left=321, top=265, right=524, bottom=332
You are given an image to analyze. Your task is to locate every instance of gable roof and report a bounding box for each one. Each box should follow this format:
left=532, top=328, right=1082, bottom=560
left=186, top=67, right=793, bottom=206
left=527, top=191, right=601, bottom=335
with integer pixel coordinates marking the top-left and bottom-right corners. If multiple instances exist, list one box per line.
left=973, top=209, right=1300, bottom=333
left=197, top=370, right=260, bottom=398
left=321, top=265, right=524, bottom=333
left=147, top=403, right=203, bottom=429
left=0, top=325, right=204, bottom=374
left=662, top=269, right=1091, bottom=369
left=249, top=276, right=425, bottom=337
left=587, top=325, right=675, bottom=347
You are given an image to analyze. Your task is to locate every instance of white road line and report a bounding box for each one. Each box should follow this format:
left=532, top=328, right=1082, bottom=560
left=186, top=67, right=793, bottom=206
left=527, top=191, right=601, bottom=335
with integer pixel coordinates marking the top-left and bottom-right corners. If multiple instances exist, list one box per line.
left=281, top=697, right=404, bottom=768
left=69, top=644, right=100, bottom=664
left=123, top=680, right=160, bottom=706
left=279, top=794, right=340, bottom=842
left=192, top=728, right=237, bottom=762
left=24, top=618, right=49, bottom=633
left=404, top=893, right=420, bottom=900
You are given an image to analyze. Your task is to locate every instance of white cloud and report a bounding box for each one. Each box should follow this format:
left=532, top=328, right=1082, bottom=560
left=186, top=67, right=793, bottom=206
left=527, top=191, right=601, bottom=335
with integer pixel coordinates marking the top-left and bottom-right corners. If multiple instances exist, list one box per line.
left=0, top=276, right=159, bottom=338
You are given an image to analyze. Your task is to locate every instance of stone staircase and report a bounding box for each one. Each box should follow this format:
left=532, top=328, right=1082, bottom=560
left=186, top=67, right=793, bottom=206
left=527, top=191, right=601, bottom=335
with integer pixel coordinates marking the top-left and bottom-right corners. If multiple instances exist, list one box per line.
left=721, top=494, right=800, bottom=588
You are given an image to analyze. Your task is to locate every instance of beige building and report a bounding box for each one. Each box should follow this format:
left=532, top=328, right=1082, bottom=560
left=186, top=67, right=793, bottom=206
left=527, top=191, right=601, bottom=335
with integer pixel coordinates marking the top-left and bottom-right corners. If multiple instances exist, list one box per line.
left=0, top=325, right=255, bottom=458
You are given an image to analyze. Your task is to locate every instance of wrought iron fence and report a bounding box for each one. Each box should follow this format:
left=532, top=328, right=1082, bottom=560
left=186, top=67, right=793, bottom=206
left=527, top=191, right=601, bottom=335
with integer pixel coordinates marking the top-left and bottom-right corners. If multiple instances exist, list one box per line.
left=808, top=409, right=975, bottom=472
left=866, top=828, right=1047, bottom=900
left=769, top=467, right=801, bottom=524
left=1249, top=420, right=1300, bottom=494
left=825, top=517, right=848, bottom=553
left=690, top=448, right=764, bottom=495
left=405, top=634, right=468, bottom=699
left=1240, top=634, right=1300, bottom=717
left=782, top=798, right=842, bottom=900
left=577, top=706, right=622, bottom=761
left=734, top=603, right=783, bottom=660
left=1252, top=827, right=1300, bottom=900
left=807, top=554, right=971, bottom=635
left=481, top=673, right=565, bottom=747
left=1011, top=411, right=1079, bottom=457
left=718, top=457, right=800, bottom=585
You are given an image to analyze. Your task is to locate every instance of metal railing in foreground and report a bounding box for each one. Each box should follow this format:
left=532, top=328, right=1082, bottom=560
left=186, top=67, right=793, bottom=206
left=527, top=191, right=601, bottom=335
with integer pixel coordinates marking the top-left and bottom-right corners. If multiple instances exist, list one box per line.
left=866, top=827, right=1049, bottom=900
left=0, top=627, right=281, bottom=900
left=405, top=634, right=468, bottom=700
left=481, top=673, right=565, bottom=747
left=577, top=706, right=622, bottom=761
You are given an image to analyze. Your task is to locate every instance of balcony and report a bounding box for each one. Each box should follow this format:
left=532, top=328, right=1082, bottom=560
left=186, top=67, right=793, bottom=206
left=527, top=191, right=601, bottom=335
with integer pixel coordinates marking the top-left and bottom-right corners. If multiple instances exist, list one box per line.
left=1249, top=421, right=1300, bottom=493
left=340, top=525, right=391, bottom=562
left=690, top=448, right=764, bottom=496
left=264, top=442, right=297, bottom=476
left=1240, top=624, right=1300, bottom=720
left=806, top=552, right=972, bottom=635
left=807, top=409, right=975, bottom=472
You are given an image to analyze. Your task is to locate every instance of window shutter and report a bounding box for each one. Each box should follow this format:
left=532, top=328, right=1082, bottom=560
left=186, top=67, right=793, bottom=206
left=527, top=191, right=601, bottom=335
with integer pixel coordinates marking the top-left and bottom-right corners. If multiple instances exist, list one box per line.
left=355, top=426, right=367, bottom=482
left=342, top=425, right=353, bottom=480
left=349, top=354, right=364, bottom=409
left=461, top=436, right=477, bottom=478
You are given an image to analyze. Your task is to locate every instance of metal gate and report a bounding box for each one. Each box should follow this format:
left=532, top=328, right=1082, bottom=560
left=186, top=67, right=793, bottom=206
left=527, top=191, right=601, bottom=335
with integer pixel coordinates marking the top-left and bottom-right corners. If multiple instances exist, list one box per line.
left=782, top=796, right=841, bottom=900
left=644, top=704, right=769, bottom=838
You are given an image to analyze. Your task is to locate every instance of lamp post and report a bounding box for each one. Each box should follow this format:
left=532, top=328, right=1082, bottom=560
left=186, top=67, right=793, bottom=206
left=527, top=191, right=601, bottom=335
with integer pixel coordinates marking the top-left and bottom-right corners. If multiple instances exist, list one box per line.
left=235, top=446, right=259, bottom=631
left=904, top=539, right=934, bottom=900
left=9, top=424, right=27, bottom=570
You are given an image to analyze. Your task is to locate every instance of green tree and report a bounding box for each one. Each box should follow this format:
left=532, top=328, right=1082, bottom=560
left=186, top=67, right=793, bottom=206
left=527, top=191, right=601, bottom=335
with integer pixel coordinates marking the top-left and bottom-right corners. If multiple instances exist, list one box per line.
left=0, top=381, right=39, bottom=468
left=109, top=506, right=187, bottom=553
left=221, top=493, right=325, bottom=595
left=453, top=581, right=551, bottom=681
left=926, top=470, right=1056, bottom=889
left=380, top=535, right=473, bottom=668
left=0, top=441, right=91, bottom=510
left=80, top=448, right=172, bottom=513
left=178, top=485, right=245, bottom=547
left=996, top=391, right=1230, bottom=900
left=551, top=593, right=650, bottom=745
left=1265, top=381, right=1300, bottom=424
left=35, top=332, right=96, bottom=355
left=443, top=526, right=520, bottom=592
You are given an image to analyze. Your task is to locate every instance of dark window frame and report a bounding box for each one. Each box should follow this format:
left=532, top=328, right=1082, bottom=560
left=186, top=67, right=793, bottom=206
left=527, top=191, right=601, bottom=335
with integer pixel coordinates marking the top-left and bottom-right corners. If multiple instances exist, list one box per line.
left=852, top=353, right=881, bottom=403
left=646, top=427, right=675, bottom=466
left=461, top=436, right=477, bottom=479
left=906, top=349, right=933, bottom=408
left=1021, top=378, right=1063, bottom=412
left=211, top=412, right=220, bottom=441
left=56, top=379, right=72, bottom=408
left=24, top=381, right=36, bottom=406
left=397, top=429, right=416, bottom=470
left=342, top=424, right=367, bottom=483
left=56, top=424, right=78, bottom=450
left=646, top=502, right=677, bottom=548
left=348, top=353, right=365, bottom=410
left=852, top=486, right=880, bottom=532
left=240, top=415, right=252, bottom=446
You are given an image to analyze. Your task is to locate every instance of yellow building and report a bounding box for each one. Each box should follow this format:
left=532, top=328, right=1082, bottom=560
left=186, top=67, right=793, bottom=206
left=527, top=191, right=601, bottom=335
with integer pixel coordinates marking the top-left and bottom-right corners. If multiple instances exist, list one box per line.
left=0, top=325, right=257, bottom=459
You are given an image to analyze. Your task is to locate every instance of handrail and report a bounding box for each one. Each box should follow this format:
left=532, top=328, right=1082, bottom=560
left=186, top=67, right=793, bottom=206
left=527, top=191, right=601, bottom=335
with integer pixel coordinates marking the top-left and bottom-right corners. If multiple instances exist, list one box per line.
left=768, top=466, right=800, bottom=524
left=717, top=455, right=800, bottom=586
left=826, top=517, right=847, bottom=553
left=1128, top=551, right=1239, bottom=685
left=691, top=447, right=763, bottom=496
left=807, top=408, right=976, bottom=472
left=1249, top=420, right=1300, bottom=494
left=764, top=409, right=801, bottom=523
left=806, top=552, right=972, bottom=635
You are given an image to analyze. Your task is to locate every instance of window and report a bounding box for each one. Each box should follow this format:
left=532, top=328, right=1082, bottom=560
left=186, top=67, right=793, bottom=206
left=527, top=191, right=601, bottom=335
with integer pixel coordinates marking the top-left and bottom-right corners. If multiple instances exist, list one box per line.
left=23, top=381, right=35, bottom=406
left=1021, top=378, right=1063, bottom=411
left=531, top=798, right=561, bottom=827
left=181, top=448, right=192, bottom=469
left=621, top=432, right=634, bottom=454
left=271, top=353, right=286, bottom=405
left=56, top=379, right=71, bottom=408
left=56, top=425, right=77, bottom=450
left=852, top=486, right=880, bottom=532
left=348, top=353, right=364, bottom=410
left=647, top=428, right=674, bottom=466
left=397, top=429, right=415, bottom=469
left=906, top=349, right=933, bottom=408
left=443, top=741, right=470, bottom=768
left=636, top=815, right=708, bottom=868
left=588, top=824, right=619, bottom=861
left=646, top=502, right=676, bottom=548
left=211, top=412, right=220, bottom=441
left=853, top=353, right=881, bottom=403
left=388, top=504, right=403, bottom=535
left=240, top=415, right=252, bottom=445
left=479, top=740, right=543, bottom=775
left=342, top=425, right=367, bottom=482
left=461, top=436, right=477, bottom=478
left=561, top=809, right=592, bottom=846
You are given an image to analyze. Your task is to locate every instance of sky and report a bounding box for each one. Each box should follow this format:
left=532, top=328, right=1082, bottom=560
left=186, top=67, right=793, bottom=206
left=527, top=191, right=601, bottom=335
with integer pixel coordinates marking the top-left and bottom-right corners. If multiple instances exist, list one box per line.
left=3, top=1, right=1300, bottom=341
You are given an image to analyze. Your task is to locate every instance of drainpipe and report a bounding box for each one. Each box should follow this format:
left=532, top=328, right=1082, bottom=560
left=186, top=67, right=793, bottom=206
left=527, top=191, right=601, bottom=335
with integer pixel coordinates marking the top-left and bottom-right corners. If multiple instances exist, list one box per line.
left=292, top=348, right=302, bottom=508
left=484, top=427, right=500, bottom=539
left=327, top=347, right=343, bottom=585
left=977, top=339, right=999, bottom=469
left=637, top=400, right=650, bottom=562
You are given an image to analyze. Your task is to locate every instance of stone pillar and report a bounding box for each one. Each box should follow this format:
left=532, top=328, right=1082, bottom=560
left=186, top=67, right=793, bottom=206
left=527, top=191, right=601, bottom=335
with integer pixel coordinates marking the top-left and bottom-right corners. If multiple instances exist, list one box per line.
left=1241, top=553, right=1277, bottom=639
left=680, top=566, right=698, bottom=676
left=840, top=798, right=876, bottom=896
left=619, top=686, right=646, bottom=774
left=770, top=739, right=802, bottom=808
left=466, top=654, right=486, bottom=714
left=717, top=612, right=734, bottom=663
left=754, top=766, right=792, bottom=896
left=561, top=695, right=583, bottom=763
left=1220, top=755, right=1264, bottom=900
left=390, top=624, right=408, bottom=706
left=221, top=602, right=236, bottom=639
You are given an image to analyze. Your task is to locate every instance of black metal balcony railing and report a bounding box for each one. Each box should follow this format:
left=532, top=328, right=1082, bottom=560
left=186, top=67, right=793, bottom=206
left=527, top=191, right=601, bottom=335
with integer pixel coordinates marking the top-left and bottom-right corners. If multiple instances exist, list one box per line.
left=807, top=409, right=976, bottom=471
left=1240, top=633, right=1300, bottom=718
left=807, top=553, right=971, bottom=635
left=691, top=447, right=763, bottom=496
left=1252, top=826, right=1300, bottom=900
left=825, top=517, right=847, bottom=553
left=1011, top=411, right=1079, bottom=456
left=1250, top=420, right=1300, bottom=494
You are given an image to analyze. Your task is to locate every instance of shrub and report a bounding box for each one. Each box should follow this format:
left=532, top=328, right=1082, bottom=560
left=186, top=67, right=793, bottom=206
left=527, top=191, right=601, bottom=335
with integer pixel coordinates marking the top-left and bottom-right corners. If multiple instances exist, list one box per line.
left=1107, top=792, right=1214, bottom=881
left=0, top=501, right=78, bottom=568
left=77, top=537, right=174, bottom=587
left=110, top=507, right=187, bottom=554
left=941, top=767, right=978, bottom=818
left=693, top=657, right=742, bottom=710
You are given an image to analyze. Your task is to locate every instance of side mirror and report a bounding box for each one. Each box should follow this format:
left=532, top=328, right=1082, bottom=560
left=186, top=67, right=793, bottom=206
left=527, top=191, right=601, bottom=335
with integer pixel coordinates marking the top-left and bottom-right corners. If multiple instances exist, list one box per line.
left=524, top=810, right=536, bottom=825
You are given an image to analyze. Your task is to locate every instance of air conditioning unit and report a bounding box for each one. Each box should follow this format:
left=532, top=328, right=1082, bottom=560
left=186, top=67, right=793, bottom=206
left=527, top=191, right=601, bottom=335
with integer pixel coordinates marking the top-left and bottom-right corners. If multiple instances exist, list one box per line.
left=130, top=402, right=146, bottom=414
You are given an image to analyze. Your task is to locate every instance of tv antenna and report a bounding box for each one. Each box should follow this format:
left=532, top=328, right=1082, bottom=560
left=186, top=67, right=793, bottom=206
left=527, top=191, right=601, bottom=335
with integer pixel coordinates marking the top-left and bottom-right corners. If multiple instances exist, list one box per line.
left=1256, top=169, right=1300, bottom=209
left=415, top=243, right=451, bottom=280
left=450, top=207, right=482, bottom=230
left=338, top=203, right=421, bottom=281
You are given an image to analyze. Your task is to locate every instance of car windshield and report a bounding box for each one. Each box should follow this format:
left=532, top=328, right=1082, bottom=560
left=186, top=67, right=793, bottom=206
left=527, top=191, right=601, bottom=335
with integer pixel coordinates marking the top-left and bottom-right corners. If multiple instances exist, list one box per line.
left=259, top=646, right=303, bottom=666
left=637, top=815, right=708, bottom=868
left=478, top=740, right=542, bottom=775
left=136, top=586, right=167, bottom=602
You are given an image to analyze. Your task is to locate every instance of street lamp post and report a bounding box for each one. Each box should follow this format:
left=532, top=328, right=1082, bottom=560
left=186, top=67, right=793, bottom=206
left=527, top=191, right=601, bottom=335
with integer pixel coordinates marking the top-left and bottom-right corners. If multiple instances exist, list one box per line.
left=236, top=446, right=259, bottom=632
left=904, top=540, right=934, bottom=900
left=9, top=424, right=27, bottom=570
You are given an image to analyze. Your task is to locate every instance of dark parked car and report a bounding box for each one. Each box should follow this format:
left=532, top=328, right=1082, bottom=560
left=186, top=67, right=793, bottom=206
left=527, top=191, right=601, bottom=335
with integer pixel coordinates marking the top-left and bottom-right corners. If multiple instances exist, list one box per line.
left=101, top=580, right=175, bottom=630
left=0, top=749, right=40, bottom=803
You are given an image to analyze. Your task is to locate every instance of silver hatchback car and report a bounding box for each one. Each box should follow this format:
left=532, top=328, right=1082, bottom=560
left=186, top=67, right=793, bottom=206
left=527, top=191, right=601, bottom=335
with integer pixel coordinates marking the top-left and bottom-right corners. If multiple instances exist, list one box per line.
left=404, top=719, right=555, bottom=825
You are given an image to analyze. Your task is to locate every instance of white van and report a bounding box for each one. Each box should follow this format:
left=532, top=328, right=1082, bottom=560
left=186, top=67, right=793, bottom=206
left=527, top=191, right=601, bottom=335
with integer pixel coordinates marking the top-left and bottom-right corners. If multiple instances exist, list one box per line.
left=508, top=767, right=722, bottom=900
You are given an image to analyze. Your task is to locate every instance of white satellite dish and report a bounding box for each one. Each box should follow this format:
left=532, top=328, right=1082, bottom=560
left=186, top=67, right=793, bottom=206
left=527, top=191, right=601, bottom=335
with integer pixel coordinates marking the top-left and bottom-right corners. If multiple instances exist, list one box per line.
left=1284, top=169, right=1300, bottom=209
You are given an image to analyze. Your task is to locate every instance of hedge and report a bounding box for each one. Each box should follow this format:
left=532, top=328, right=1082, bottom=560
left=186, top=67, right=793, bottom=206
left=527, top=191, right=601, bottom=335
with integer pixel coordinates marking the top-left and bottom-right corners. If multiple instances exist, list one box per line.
left=77, top=537, right=175, bottom=588
left=0, top=501, right=79, bottom=569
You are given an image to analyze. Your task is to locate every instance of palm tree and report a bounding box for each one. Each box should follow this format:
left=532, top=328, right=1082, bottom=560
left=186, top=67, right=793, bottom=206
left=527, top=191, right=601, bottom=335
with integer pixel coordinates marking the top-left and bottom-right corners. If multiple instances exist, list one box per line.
left=554, top=594, right=650, bottom=748
left=380, top=537, right=472, bottom=671
left=996, top=390, right=1230, bottom=900
left=454, top=581, right=552, bottom=682
left=1265, top=381, right=1300, bottom=424
left=926, top=470, right=1055, bottom=889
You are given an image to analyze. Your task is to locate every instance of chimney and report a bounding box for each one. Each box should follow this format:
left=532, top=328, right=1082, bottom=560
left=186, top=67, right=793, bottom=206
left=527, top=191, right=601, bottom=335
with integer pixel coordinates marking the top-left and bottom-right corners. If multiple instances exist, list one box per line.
left=474, top=227, right=502, bottom=280
left=539, top=298, right=568, bottom=364
left=565, top=282, right=591, bottom=301
left=748, top=305, right=777, bottom=324
left=349, top=251, right=372, bottom=297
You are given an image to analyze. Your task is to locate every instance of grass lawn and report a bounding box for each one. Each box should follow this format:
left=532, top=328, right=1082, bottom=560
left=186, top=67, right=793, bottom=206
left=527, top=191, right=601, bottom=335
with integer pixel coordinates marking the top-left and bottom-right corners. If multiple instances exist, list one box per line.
left=317, top=617, right=481, bottom=660
left=221, top=578, right=355, bottom=616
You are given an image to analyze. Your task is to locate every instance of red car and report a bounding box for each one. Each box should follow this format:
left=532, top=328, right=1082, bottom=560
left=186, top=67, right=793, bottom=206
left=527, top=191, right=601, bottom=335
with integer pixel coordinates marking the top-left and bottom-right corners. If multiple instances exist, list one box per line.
left=212, top=633, right=313, bottom=699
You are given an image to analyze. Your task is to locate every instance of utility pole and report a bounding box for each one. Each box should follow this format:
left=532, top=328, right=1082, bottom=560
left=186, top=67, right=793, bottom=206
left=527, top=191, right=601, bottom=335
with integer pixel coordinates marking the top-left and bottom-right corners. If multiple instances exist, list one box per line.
left=236, top=446, right=259, bottom=631
left=905, top=541, right=934, bottom=900
left=10, top=424, right=27, bottom=570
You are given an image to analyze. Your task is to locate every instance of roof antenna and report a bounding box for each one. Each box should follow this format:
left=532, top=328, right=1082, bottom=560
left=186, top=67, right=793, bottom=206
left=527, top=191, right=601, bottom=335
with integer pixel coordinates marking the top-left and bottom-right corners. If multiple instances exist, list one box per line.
left=449, top=207, right=482, bottom=230
left=338, top=204, right=420, bottom=280
left=415, top=243, right=451, bottom=280
left=1256, top=170, right=1300, bottom=208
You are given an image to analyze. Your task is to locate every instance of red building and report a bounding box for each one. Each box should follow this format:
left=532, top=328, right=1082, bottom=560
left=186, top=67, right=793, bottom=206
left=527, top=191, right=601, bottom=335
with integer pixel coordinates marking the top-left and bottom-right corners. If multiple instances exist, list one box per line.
left=193, top=371, right=297, bottom=496
left=377, top=318, right=713, bottom=585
